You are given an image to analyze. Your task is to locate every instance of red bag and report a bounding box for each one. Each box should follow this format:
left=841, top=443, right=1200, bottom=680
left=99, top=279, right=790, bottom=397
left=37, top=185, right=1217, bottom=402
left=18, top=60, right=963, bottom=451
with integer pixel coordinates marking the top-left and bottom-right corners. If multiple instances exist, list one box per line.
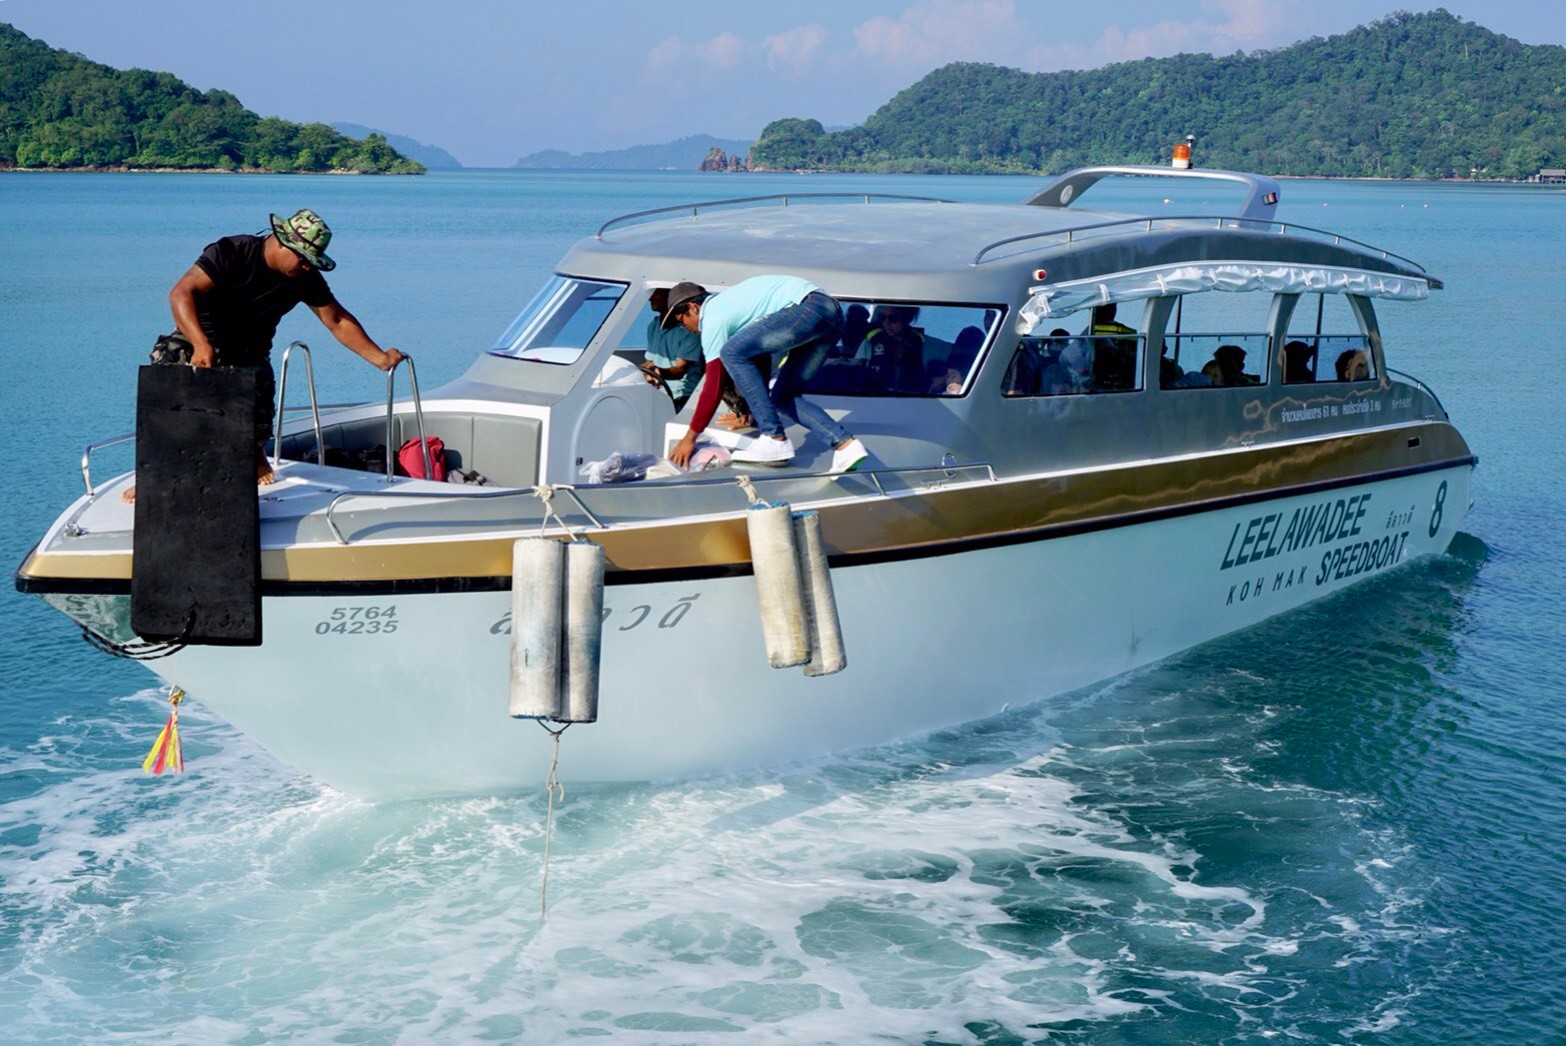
left=396, top=436, right=447, bottom=481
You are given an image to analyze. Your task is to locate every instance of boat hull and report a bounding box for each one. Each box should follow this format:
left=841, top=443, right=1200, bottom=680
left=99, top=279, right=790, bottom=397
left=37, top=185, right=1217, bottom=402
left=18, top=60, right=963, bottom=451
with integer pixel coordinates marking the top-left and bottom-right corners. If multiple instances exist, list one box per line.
left=45, top=463, right=1470, bottom=798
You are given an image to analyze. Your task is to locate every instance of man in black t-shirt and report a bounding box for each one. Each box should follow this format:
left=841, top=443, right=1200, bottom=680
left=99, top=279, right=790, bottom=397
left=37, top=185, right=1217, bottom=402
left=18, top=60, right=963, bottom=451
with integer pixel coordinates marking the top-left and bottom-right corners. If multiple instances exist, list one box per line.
left=124, top=208, right=405, bottom=502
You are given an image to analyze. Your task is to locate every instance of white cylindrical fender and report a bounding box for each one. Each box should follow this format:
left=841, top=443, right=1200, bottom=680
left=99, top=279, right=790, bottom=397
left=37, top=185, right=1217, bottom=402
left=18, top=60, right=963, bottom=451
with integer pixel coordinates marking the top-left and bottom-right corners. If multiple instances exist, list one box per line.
left=793, top=510, right=846, bottom=677
left=561, top=540, right=605, bottom=723
left=746, top=502, right=809, bottom=668
left=509, top=537, right=564, bottom=719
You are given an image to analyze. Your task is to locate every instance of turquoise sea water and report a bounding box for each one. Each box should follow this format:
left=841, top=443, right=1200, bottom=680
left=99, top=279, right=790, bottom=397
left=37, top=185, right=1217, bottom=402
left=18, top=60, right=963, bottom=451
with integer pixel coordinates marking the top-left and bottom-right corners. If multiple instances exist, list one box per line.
left=2, top=169, right=1564, bottom=1043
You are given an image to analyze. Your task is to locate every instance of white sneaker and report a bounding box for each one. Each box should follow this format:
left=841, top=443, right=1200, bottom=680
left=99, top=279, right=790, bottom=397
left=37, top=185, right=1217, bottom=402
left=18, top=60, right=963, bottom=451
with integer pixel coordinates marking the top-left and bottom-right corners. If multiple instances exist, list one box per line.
left=732, top=434, right=795, bottom=465
left=829, top=438, right=867, bottom=473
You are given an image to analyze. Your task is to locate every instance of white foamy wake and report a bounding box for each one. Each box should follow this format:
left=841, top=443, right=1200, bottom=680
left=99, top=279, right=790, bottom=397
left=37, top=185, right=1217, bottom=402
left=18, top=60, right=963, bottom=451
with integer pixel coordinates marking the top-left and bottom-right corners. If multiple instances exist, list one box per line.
left=0, top=679, right=1430, bottom=1042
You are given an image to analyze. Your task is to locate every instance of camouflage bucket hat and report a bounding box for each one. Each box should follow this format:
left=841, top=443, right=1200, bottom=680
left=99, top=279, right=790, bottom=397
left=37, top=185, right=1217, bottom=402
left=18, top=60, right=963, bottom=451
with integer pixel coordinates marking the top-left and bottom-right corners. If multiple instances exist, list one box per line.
left=269, top=208, right=336, bottom=271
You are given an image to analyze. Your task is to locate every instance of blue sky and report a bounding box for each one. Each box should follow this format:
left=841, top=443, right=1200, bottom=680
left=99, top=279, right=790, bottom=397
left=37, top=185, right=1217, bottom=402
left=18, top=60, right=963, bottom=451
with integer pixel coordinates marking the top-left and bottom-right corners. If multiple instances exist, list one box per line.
left=3, top=1, right=1562, bottom=166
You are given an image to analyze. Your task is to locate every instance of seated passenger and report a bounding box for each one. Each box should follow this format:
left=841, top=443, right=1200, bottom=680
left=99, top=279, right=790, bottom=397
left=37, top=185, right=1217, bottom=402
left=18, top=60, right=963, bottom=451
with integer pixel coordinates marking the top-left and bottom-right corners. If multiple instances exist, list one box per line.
left=1161, top=345, right=1212, bottom=387
left=1283, top=339, right=1317, bottom=383
left=1160, top=347, right=1209, bottom=388
left=1210, top=344, right=1259, bottom=386
left=836, top=303, right=870, bottom=359
left=1002, top=330, right=1067, bottom=397
left=640, top=288, right=706, bottom=410
left=1002, top=343, right=1042, bottom=396
left=947, top=325, right=985, bottom=374
left=1087, top=302, right=1135, bottom=338
left=1084, top=305, right=1137, bottom=390
left=857, top=305, right=926, bottom=393
left=1051, top=338, right=1094, bottom=394
left=923, top=327, right=986, bottom=395
left=1335, top=348, right=1370, bottom=381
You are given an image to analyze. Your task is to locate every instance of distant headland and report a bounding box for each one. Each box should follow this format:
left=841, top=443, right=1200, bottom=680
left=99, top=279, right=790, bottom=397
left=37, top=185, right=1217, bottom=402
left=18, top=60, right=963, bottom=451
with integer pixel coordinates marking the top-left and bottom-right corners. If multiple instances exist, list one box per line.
left=0, top=23, right=423, bottom=174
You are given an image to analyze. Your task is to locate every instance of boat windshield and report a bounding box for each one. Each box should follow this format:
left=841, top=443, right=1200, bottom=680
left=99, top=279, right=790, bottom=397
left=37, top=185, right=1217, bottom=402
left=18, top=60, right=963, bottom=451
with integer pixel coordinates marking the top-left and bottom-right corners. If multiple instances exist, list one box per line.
left=489, top=276, right=627, bottom=365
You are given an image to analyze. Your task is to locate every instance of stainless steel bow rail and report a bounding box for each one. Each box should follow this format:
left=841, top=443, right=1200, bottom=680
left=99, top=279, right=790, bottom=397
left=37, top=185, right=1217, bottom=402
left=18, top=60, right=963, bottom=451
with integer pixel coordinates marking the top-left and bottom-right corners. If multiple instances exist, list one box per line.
left=273, top=340, right=433, bottom=482
left=384, top=354, right=432, bottom=483
left=272, top=342, right=326, bottom=474
left=80, top=432, right=138, bottom=498
left=320, top=462, right=999, bottom=545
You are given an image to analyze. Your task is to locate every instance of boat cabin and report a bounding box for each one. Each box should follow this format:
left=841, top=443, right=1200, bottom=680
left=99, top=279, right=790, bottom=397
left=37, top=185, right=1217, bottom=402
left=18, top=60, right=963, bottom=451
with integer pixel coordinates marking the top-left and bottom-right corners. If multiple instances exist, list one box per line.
left=345, top=166, right=1440, bottom=489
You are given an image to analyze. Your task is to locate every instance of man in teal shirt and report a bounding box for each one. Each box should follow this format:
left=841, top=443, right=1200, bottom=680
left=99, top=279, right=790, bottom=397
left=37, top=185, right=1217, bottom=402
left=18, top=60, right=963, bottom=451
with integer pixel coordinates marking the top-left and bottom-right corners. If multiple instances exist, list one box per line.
left=639, top=288, right=705, bottom=410
left=661, top=275, right=867, bottom=471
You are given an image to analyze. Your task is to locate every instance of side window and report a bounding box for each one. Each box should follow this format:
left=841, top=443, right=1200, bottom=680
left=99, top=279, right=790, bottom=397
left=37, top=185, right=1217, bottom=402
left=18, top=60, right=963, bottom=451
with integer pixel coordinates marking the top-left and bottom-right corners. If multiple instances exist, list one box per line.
left=1283, top=294, right=1374, bottom=384
left=1159, top=292, right=1271, bottom=389
left=799, top=302, right=1000, bottom=397
left=1001, top=303, right=1144, bottom=398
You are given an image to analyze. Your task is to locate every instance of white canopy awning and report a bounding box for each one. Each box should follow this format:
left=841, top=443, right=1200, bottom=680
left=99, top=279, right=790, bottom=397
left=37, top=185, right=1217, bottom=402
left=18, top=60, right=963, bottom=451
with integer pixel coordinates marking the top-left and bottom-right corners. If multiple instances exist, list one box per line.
left=1017, top=261, right=1431, bottom=335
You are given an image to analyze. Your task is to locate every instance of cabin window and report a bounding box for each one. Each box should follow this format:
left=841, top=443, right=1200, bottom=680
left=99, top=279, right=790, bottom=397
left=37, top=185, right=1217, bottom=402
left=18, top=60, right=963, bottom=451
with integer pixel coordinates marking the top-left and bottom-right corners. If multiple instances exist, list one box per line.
left=488, top=276, right=627, bottom=365
left=1282, top=294, right=1375, bottom=384
left=794, top=302, right=1001, bottom=397
left=1001, top=333, right=1145, bottom=397
left=1158, top=293, right=1271, bottom=389
left=1001, top=302, right=1144, bottom=397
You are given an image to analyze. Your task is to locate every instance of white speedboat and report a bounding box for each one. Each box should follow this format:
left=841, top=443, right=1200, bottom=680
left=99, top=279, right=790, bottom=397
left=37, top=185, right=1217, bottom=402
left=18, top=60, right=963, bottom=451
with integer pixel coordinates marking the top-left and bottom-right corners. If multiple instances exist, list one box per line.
left=17, top=162, right=1474, bottom=798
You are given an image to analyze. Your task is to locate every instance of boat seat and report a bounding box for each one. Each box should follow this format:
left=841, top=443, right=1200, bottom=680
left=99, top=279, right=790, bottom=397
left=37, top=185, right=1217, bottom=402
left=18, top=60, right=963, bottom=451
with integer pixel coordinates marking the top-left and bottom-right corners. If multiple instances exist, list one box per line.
left=276, top=411, right=542, bottom=488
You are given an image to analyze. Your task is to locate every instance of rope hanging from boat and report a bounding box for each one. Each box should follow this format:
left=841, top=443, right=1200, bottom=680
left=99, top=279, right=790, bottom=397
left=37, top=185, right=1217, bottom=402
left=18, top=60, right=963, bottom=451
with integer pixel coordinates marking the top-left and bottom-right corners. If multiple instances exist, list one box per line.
left=532, top=484, right=584, bottom=541
left=77, top=609, right=193, bottom=661
left=537, top=720, right=569, bottom=920
left=735, top=475, right=766, bottom=507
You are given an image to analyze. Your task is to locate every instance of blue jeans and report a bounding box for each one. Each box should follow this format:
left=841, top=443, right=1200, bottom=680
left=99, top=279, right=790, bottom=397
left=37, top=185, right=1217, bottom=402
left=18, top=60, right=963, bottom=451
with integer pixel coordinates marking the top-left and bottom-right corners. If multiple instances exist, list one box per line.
left=719, top=291, right=851, bottom=446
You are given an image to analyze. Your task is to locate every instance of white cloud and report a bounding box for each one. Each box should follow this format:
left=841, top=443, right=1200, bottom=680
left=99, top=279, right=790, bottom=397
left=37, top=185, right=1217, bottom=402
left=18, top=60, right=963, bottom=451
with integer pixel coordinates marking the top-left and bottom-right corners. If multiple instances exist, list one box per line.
left=645, top=31, right=747, bottom=73
left=853, top=0, right=1023, bottom=69
left=1085, top=1, right=1294, bottom=64
left=1202, top=0, right=1293, bottom=46
left=762, top=23, right=829, bottom=74
left=841, top=0, right=1282, bottom=73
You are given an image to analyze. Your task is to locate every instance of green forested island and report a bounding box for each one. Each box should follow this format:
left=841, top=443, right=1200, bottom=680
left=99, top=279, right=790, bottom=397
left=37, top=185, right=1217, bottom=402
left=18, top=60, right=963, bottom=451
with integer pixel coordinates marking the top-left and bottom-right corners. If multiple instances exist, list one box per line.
left=751, top=10, right=1566, bottom=179
left=0, top=24, right=423, bottom=173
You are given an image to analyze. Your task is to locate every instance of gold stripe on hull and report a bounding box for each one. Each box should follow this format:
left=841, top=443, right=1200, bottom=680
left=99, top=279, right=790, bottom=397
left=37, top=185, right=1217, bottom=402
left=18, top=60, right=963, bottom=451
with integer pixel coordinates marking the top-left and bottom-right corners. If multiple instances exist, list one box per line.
left=18, top=423, right=1472, bottom=587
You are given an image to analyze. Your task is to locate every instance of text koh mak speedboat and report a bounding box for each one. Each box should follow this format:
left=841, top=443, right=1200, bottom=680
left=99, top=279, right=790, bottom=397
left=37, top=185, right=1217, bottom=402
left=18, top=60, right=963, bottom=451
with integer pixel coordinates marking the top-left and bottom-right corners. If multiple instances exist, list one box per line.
left=17, top=162, right=1475, bottom=798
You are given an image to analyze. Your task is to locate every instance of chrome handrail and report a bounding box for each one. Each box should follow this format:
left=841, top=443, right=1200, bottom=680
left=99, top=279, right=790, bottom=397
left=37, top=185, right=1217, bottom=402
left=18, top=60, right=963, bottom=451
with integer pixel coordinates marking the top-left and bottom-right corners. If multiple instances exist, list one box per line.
left=383, top=357, right=432, bottom=483
left=272, top=341, right=326, bottom=473
left=1387, top=367, right=1451, bottom=420
left=280, top=401, right=366, bottom=414
left=321, top=461, right=997, bottom=545
left=323, top=482, right=608, bottom=545
left=971, top=214, right=1430, bottom=274
left=597, top=193, right=951, bottom=237
left=81, top=432, right=136, bottom=498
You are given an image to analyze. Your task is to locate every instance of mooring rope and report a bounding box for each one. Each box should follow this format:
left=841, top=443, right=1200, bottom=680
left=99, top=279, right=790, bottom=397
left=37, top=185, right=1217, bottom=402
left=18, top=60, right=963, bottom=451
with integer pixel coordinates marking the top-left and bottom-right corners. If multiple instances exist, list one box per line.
left=532, top=484, right=584, bottom=541
left=537, top=720, right=569, bottom=920
left=735, top=475, right=766, bottom=507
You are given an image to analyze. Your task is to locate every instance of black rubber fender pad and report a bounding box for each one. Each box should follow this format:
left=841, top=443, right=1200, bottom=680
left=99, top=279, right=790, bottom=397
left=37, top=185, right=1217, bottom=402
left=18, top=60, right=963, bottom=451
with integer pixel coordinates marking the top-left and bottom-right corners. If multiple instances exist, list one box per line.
left=130, top=365, right=262, bottom=645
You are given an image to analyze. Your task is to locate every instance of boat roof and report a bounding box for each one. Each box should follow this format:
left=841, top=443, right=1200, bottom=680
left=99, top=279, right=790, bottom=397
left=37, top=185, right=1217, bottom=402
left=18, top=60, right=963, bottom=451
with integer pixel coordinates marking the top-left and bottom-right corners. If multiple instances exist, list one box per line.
left=562, top=167, right=1439, bottom=308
